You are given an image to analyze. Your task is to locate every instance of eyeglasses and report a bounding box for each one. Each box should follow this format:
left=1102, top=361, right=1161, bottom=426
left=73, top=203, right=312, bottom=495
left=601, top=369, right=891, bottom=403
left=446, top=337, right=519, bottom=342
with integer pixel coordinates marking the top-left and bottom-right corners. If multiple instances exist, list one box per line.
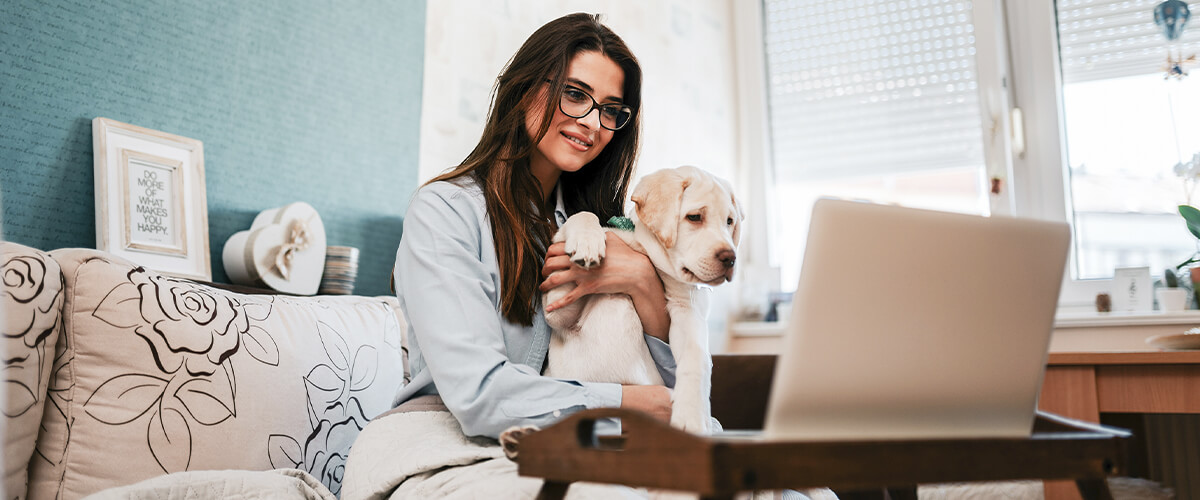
left=555, top=84, right=634, bottom=131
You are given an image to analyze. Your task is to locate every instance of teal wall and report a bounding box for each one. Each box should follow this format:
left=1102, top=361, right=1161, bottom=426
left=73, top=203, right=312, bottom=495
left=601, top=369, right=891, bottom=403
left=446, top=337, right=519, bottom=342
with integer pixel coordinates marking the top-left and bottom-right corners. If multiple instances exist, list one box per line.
left=0, top=0, right=425, bottom=296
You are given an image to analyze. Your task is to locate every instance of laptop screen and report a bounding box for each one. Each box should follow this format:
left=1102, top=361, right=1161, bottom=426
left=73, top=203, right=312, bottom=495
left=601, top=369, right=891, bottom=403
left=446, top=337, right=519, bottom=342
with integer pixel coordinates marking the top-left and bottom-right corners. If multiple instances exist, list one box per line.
left=763, top=199, right=1070, bottom=441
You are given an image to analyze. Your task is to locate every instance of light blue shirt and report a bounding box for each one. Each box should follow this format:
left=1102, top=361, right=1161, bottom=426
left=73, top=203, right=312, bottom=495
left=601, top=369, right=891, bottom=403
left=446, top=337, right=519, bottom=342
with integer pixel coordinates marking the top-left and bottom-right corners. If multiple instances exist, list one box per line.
left=393, top=177, right=676, bottom=439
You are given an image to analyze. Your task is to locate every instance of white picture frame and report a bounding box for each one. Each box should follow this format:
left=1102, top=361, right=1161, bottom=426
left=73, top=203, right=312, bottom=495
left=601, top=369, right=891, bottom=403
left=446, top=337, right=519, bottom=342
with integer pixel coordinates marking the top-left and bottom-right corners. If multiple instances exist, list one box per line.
left=1110, top=266, right=1152, bottom=313
left=93, top=118, right=211, bottom=281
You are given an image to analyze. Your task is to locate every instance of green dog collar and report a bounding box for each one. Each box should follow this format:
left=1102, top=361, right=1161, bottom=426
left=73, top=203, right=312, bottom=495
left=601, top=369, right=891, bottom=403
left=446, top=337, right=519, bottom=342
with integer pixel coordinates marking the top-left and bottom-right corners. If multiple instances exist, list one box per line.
left=607, top=216, right=635, bottom=231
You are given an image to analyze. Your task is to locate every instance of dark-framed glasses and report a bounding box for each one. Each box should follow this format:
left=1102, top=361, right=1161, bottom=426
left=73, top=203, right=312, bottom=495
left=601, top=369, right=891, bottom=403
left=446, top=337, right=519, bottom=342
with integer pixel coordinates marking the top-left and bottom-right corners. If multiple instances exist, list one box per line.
left=557, top=85, right=633, bottom=131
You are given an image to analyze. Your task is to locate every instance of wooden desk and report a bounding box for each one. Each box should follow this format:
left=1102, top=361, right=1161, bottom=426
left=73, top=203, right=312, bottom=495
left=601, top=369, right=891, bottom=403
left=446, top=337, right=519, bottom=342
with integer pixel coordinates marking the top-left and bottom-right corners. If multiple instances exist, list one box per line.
left=1039, top=350, right=1200, bottom=499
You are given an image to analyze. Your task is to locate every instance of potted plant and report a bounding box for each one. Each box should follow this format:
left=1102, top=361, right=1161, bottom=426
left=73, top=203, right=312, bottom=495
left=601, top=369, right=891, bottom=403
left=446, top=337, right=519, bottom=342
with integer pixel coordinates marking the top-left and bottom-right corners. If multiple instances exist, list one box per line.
left=1158, top=268, right=1189, bottom=312
left=1174, top=204, right=1200, bottom=308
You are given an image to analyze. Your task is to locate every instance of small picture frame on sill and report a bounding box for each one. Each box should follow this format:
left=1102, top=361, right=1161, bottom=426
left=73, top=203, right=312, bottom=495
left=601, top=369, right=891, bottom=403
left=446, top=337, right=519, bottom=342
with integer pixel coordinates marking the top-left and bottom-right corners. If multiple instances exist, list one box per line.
left=1110, top=266, right=1152, bottom=313
left=93, top=117, right=211, bottom=281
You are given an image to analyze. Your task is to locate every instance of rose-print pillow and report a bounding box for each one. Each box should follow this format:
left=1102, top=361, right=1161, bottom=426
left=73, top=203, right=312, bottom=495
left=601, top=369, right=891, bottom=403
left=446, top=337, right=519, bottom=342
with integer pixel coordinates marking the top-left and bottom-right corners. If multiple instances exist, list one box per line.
left=27, top=249, right=406, bottom=499
left=2, top=242, right=65, bottom=500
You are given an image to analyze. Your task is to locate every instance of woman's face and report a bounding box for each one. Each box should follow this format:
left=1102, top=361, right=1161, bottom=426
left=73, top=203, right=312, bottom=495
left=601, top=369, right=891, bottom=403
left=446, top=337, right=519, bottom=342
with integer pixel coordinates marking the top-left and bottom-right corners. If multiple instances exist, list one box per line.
left=527, top=50, right=626, bottom=184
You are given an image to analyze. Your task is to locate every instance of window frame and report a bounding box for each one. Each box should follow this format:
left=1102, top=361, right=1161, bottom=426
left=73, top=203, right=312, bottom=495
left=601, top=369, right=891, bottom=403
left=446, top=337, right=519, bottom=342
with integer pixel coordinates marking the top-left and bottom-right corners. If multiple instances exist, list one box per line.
left=734, top=0, right=1113, bottom=313
left=731, top=0, right=782, bottom=295
left=1004, top=0, right=1112, bottom=310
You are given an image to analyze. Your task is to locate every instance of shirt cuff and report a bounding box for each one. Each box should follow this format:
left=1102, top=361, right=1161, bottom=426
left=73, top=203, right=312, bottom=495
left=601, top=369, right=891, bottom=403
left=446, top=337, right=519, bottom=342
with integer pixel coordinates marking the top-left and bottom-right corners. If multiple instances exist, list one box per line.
left=580, top=381, right=623, bottom=436
left=580, top=381, right=622, bottom=409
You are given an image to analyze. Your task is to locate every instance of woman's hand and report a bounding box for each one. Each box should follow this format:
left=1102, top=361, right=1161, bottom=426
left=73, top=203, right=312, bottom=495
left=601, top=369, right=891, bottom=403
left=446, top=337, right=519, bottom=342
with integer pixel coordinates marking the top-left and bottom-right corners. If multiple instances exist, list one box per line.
left=621, top=385, right=672, bottom=422
left=541, top=232, right=652, bottom=305
left=541, top=232, right=671, bottom=341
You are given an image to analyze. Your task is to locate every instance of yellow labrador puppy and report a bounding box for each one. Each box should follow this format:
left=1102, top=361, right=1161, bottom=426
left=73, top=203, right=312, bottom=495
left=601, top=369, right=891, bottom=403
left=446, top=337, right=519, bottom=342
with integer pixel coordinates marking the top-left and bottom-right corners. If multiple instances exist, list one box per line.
left=542, top=165, right=743, bottom=434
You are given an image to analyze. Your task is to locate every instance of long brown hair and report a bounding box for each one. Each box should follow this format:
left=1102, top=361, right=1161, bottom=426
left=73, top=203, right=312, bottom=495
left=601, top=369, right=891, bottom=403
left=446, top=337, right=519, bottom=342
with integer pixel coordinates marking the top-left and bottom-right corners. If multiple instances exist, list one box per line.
left=430, top=13, right=642, bottom=326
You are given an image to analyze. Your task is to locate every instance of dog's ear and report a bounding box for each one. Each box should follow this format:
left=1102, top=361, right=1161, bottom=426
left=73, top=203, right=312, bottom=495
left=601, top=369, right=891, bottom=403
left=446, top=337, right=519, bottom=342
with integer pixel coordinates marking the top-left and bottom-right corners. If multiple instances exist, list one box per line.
left=631, top=168, right=689, bottom=249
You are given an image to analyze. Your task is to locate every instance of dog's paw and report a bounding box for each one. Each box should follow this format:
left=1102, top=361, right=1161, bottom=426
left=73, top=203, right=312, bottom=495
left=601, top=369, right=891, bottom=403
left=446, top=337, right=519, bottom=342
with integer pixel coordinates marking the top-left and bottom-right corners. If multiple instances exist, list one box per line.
left=669, top=412, right=712, bottom=435
left=561, top=213, right=606, bottom=269
left=669, top=387, right=712, bottom=435
left=499, top=424, right=540, bottom=461
left=565, top=228, right=606, bottom=270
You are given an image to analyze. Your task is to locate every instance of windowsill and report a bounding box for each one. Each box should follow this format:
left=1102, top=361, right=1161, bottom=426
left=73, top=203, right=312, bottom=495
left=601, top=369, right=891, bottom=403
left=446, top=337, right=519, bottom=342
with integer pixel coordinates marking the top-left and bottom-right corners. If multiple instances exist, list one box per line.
left=1053, top=310, right=1200, bottom=328
left=729, top=310, right=1200, bottom=338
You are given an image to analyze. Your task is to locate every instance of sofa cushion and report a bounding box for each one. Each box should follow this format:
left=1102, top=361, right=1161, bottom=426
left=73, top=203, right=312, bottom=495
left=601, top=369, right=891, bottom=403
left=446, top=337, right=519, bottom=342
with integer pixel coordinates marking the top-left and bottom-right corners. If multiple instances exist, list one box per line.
left=28, top=249, right=407, bottom=499
left=3, top=242, right=65, bottom=500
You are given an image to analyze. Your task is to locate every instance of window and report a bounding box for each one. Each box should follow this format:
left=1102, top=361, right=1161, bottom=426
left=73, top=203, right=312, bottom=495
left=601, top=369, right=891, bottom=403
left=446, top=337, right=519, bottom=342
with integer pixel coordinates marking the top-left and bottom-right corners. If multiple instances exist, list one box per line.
left=740, top=0, right=1200, bottom=310
left=1055, top=0, right=1200, bottom=280
left=758, top=0, right=1000, bottom=289
left=1003, top=1, right=1200, bottom=308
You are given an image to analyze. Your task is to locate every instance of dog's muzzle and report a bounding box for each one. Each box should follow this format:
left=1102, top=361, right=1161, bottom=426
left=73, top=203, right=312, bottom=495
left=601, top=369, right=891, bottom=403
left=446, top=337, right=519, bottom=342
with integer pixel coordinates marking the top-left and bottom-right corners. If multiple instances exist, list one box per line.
left=717, top=249, right=736, bottom=282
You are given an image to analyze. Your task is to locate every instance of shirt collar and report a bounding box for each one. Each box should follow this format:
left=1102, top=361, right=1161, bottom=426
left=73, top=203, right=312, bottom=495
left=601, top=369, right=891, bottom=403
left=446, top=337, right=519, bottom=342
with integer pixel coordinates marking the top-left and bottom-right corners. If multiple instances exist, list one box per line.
left=553, top=182, right=567, bottom=226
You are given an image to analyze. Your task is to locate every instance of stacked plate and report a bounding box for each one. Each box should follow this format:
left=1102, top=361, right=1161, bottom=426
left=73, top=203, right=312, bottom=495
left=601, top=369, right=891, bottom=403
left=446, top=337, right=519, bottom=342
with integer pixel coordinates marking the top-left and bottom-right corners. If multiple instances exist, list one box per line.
left=319, top=246, right=359, bottom=295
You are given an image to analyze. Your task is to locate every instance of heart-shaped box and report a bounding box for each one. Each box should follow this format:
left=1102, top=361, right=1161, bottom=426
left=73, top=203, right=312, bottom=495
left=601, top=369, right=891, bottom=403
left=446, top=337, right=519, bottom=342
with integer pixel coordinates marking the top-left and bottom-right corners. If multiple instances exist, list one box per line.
left=222, top=202, right=326, bottom=295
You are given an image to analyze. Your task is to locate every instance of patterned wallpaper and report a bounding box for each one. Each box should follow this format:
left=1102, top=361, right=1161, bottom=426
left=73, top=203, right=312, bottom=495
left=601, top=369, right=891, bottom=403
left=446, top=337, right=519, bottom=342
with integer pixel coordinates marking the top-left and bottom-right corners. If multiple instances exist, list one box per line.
left=0, top=0, right=427, bottom=296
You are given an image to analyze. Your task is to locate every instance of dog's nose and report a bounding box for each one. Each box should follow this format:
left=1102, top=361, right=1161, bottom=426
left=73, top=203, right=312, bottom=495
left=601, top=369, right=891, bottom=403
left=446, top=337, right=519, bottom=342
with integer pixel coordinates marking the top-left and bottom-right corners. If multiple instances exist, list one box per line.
left=716, top=249, right=736, bottom=269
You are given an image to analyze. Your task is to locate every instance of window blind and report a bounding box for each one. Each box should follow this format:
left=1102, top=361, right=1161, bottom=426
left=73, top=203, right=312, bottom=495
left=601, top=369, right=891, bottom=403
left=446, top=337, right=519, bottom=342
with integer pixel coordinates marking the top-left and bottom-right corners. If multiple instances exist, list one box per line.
left=1059, top=0, right=1200, bottom=84
left=763, top=0, right=986, bottom=182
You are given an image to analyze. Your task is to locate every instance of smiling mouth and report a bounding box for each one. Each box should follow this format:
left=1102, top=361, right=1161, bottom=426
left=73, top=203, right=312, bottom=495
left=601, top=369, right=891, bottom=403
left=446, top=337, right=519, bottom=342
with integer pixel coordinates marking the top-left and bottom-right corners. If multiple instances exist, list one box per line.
left=563, top=133, right=592, bottom=149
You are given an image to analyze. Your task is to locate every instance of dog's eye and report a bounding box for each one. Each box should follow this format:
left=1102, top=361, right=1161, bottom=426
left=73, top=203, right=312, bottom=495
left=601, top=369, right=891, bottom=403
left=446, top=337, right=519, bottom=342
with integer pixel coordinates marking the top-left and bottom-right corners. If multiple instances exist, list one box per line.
left=686, top=214, right=702, bottom=223
left=726, top=217, right=734, bottom=226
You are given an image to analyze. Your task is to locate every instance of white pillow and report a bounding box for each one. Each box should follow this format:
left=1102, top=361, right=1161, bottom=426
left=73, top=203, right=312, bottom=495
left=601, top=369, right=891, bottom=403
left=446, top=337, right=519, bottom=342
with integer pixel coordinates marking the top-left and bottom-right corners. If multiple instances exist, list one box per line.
left=28, top=248, right=406, bottom=499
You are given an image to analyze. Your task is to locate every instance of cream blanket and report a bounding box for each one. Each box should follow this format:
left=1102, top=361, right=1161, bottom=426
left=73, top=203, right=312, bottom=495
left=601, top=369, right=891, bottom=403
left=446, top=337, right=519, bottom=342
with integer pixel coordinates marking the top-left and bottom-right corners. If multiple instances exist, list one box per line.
left=341, top=397, right=657, bottom=500
left=340, top=397, right=508, bottom=500
left=339, top=397, right=838, bottom=500
left=84, top=468, right=336, bottom=500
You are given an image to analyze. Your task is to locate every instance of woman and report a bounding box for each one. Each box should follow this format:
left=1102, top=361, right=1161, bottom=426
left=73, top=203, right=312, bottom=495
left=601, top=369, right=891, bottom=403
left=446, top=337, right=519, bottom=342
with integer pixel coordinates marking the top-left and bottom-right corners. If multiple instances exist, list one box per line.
left=392, top=13, right=674, bottom=443
left=353, top=15, right=828, bottom=499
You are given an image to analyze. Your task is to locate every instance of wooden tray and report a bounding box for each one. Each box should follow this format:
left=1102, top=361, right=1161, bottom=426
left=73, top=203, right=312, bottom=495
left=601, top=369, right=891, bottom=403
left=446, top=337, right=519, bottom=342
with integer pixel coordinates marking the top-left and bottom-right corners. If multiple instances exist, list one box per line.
left=516, top=408, right=1131, bottom=500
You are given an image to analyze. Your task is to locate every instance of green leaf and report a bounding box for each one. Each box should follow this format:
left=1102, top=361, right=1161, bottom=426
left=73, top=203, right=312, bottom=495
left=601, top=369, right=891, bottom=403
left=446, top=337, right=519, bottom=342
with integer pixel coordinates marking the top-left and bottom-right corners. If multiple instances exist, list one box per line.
left=1180, top=205, right=1200, bottom=240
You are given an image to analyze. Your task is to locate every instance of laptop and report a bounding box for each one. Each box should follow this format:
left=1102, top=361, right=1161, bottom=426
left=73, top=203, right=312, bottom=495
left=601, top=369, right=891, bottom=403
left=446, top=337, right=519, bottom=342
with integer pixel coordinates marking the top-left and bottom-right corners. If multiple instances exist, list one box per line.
left=760, top=198, right=1070, bottom=441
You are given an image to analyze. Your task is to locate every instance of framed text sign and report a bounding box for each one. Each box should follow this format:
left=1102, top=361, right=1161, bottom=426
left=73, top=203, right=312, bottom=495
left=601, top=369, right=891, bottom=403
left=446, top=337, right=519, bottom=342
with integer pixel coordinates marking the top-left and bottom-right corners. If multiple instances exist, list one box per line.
left=122, top=149, right=186, bottom=255
left=93, top=118, right=211, bottom=281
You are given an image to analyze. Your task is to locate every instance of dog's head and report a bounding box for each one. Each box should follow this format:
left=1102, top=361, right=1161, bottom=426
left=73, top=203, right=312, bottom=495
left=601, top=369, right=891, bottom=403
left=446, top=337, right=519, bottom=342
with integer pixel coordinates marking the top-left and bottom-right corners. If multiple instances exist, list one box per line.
left=631, top=166, right=744, bottom=286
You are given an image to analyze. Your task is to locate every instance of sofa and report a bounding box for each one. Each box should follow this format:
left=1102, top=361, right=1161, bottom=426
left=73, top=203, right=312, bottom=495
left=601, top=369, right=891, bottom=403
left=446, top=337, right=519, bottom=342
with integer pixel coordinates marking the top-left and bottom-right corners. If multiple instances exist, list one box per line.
left=5, top=241, right=1167, bottom=500
left=2, top=241, right=408, bottom=499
